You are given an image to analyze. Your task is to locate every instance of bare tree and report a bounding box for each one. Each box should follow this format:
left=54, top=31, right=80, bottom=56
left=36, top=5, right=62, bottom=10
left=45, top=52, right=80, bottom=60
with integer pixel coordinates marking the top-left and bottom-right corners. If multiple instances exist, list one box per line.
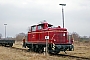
left=15, top=33, right=26, bottom=41
left=71, top=32, right=80, bottom=41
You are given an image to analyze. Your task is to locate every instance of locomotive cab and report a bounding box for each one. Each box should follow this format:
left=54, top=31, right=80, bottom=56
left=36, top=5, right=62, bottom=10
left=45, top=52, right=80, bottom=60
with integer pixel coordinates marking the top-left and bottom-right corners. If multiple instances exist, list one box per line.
left=31, top=22, right=53, bottom=31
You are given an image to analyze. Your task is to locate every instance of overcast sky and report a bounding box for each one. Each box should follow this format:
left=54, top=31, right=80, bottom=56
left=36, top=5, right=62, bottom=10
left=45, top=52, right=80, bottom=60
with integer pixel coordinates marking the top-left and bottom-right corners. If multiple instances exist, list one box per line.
left=0, top=0, right=90, bottom=37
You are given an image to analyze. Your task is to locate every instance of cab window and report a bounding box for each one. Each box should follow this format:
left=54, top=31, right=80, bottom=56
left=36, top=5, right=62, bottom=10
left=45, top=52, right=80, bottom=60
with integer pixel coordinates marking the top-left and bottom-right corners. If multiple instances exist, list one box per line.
left=32, top=26, right=36, bottom=31
left=38, top=25, right=42, bottom=30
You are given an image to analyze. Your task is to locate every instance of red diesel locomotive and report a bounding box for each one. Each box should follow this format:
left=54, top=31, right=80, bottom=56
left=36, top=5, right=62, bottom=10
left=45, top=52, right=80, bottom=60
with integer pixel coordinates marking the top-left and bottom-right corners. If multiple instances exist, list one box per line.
left=23, top=21, right=74, bottom=54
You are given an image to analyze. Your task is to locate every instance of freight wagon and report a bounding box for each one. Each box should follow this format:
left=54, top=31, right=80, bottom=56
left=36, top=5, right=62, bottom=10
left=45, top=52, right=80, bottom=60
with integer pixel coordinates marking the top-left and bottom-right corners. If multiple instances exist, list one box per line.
left=0, top=39, right=15, bottom=47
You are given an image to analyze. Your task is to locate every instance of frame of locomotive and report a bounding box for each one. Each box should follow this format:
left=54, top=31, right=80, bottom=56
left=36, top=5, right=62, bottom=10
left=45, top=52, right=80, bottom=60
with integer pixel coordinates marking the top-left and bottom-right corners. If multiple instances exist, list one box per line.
left=23, top=21, right=74, bottom=54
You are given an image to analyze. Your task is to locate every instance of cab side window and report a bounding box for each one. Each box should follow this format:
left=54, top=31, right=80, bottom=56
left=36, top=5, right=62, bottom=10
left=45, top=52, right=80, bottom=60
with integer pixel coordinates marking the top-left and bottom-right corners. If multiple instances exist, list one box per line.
left=38, top=25, right=42, bottom=30
left=32, top=26, right=36, bottom=31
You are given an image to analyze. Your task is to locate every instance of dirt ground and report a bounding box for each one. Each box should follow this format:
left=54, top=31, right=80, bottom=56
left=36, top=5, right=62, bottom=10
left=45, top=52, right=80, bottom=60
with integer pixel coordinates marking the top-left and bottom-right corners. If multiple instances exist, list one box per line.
left=0, top=41, right=90, bottom=60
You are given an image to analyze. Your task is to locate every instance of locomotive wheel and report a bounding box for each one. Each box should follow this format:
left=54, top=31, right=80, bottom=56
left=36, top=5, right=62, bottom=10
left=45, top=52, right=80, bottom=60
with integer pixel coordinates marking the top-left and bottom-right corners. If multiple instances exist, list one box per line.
left=34, top=47, right=38, bottom=52
left=36, top=45, right=43, bottom=53
left=54, top=48, right=60, bottom=54
left=54, top=50, right=60, bottom=54
left=48, top=50, right=60, bottom=54
left=38, top=47, right=44, bottom=53
left=48, top=47, right=60, bottom=54
left=27, top=44, right=44, bottom=53
left=69, top=45, right=74, bottom=51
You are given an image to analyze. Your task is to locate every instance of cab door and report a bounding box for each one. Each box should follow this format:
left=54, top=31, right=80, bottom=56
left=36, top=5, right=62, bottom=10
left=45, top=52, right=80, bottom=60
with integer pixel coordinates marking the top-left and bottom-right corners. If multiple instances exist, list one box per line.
left=31, top=26, right=36, bottom=43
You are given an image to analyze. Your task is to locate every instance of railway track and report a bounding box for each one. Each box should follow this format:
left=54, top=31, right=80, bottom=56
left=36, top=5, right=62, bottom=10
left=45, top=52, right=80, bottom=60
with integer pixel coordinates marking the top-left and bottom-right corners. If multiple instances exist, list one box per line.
left=5, top=46, right=90, bottom=60
left=6, top=46, right=30, bottom=53
left=50, top=53, right=90, bottom=60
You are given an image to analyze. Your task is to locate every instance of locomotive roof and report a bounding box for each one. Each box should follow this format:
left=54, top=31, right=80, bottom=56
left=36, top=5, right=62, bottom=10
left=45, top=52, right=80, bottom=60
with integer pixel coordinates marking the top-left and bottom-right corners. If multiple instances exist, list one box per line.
left=31, top=22, right=53, bottom=27
left=38, top=23, right=53, bottom=27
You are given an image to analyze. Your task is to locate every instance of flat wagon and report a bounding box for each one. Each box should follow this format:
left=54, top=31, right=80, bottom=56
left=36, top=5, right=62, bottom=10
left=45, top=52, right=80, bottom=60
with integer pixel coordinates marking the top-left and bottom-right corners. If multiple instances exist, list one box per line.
left=0, top=39, right=15, bottom=47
